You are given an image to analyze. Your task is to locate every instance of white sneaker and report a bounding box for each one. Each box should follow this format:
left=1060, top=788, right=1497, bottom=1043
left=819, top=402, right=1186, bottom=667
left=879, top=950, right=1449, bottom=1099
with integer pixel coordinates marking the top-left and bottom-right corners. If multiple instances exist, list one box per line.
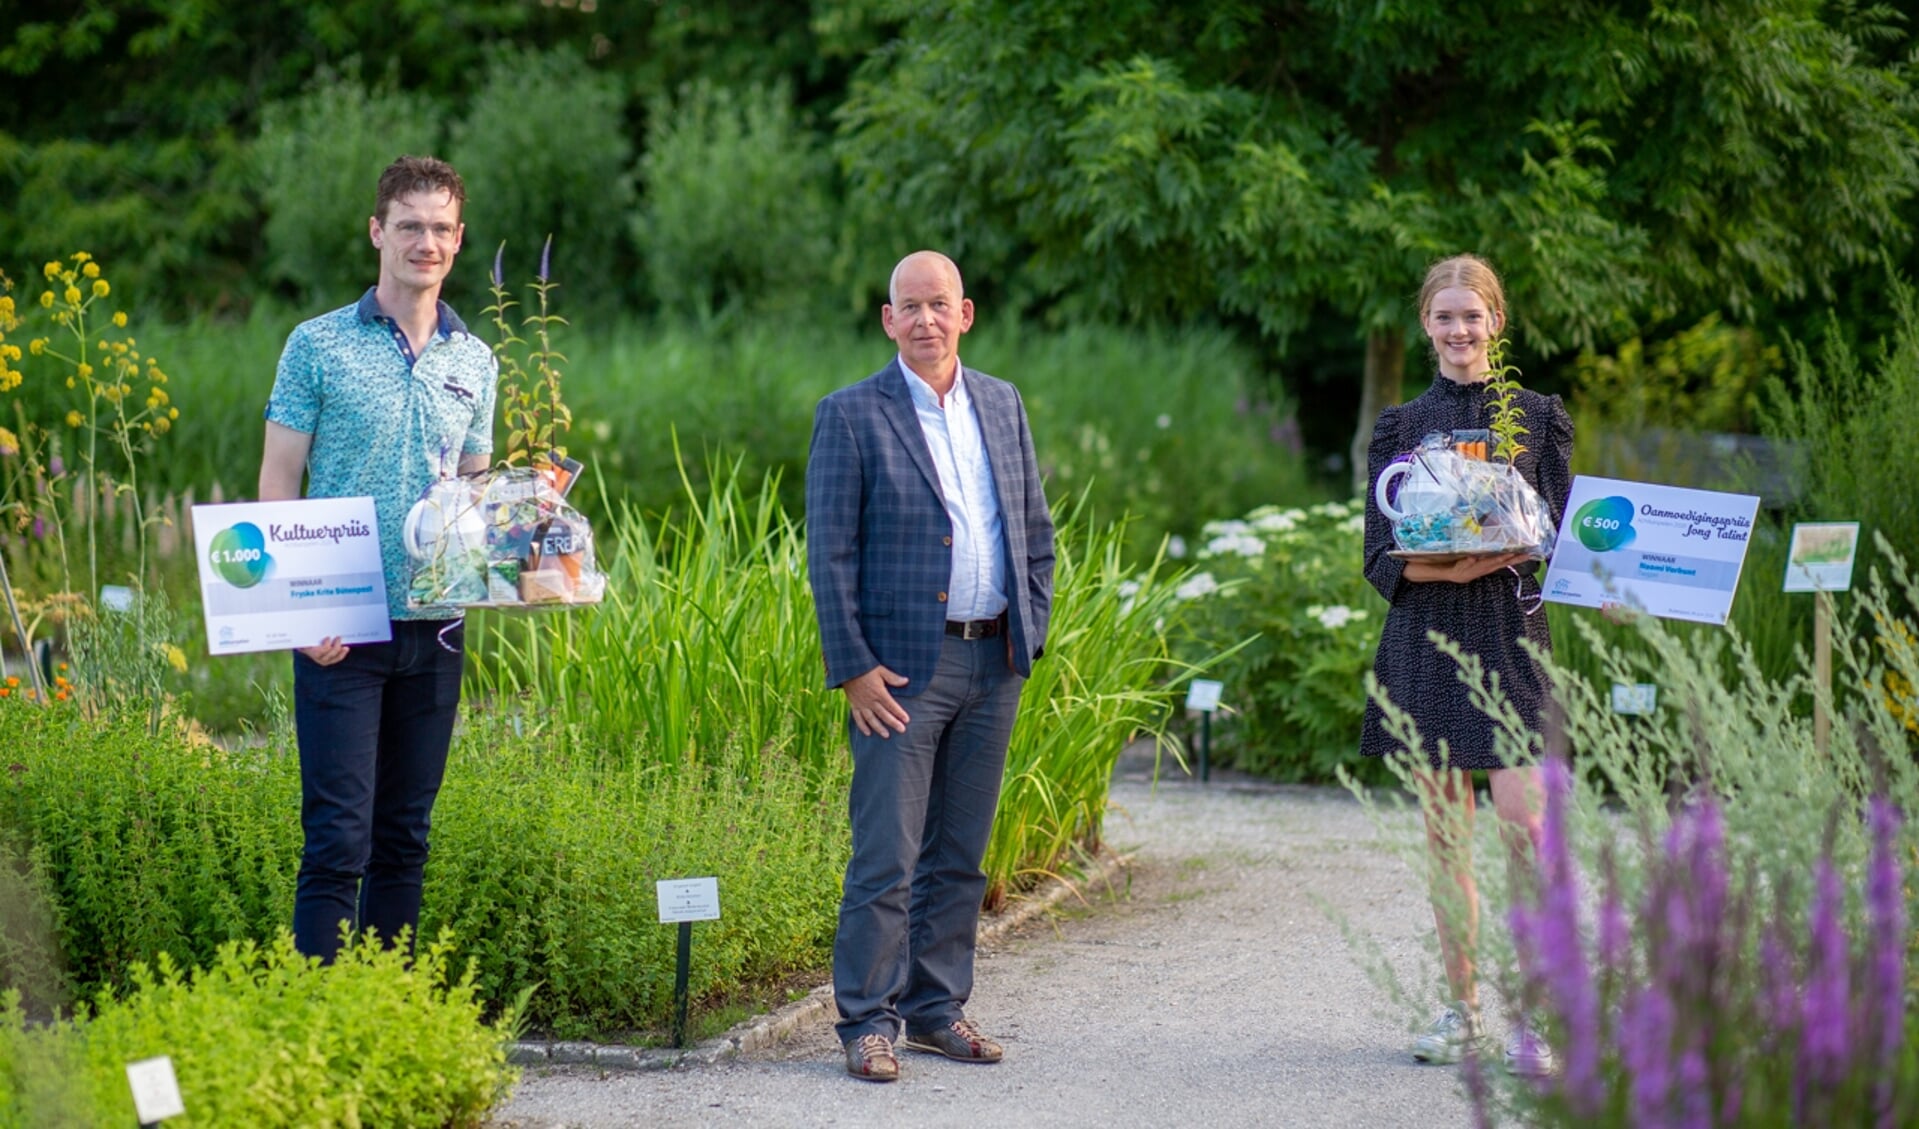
left=1411, top=1002, right=1482, bottom=1064
left=1503, top=1024, right=1557, bottom=1077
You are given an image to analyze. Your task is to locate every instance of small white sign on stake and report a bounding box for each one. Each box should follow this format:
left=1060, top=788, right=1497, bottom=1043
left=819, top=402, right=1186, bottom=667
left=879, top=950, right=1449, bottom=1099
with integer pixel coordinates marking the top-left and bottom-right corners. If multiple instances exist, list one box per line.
left=656, top=877, right=721, bottom=924
left=126, top=1055, right=186, bottom=1124
left=1783, top=521, right=1861, bottom=593
left=1610, top=683, right=1659, bottom=715
left=1185, top=679, right=1224, bottom=713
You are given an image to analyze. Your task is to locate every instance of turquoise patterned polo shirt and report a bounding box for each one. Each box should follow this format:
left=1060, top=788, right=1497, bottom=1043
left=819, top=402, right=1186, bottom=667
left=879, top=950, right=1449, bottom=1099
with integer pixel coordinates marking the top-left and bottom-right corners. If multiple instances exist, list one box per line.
left=266, top=288, right=497, bottom=620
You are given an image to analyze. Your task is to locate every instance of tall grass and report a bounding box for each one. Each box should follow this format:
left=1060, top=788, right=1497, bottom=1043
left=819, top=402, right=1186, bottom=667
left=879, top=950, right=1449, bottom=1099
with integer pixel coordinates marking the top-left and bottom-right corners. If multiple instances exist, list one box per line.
left=471, top=467, right=1212, bottom=910
left=468, top=459, right=842, bottom=783
left=984, top=509, right=1201, bottom=905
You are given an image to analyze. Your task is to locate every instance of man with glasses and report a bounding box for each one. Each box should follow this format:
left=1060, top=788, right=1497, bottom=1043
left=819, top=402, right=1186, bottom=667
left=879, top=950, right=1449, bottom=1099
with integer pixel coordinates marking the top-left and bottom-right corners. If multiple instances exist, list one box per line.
left=258, top=155, right=496, bottom=962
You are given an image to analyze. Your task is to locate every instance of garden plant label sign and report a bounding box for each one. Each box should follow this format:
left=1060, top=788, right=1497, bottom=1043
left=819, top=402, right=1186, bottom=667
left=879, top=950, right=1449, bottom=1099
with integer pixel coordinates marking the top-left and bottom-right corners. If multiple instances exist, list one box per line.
left=1783, top=521, right=1861, bottom=593
left=656, top=877, right=721, bottom=923
left=190, top=496, right=391, bottom=655
left=1541, top=476, right=1761, bottom=626
left=126, top=1055, right=186, bottom=1123
left=1185, top=679, right=1224, bottom=712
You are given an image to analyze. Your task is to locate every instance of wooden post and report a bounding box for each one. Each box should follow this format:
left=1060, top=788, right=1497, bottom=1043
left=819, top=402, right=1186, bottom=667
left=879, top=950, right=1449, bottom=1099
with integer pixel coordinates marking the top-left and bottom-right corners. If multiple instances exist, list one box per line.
left=1814, top=590, right=1832, bottom=757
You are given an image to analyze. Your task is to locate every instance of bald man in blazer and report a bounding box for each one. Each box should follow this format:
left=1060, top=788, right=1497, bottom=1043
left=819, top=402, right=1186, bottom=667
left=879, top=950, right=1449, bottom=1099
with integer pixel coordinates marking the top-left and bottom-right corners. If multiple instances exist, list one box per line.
left=807, top=250, right=1054, bottom=1082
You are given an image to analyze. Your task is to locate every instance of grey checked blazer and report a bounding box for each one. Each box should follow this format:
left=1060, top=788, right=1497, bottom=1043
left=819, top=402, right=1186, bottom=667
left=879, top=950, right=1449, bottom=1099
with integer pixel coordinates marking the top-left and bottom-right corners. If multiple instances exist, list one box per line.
left=806, top=360, right=1055, bottom=694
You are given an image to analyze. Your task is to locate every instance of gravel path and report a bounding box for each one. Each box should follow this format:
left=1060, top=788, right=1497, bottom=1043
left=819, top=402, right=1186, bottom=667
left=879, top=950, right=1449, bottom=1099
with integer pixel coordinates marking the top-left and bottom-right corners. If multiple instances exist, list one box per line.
left=492, top=752, right=1482, bottom=1128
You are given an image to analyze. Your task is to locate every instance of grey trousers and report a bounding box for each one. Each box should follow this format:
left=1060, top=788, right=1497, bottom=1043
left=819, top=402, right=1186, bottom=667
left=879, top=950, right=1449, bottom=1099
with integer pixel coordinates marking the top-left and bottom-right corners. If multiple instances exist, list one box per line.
left=833, top=633, right=1024, bottom=1043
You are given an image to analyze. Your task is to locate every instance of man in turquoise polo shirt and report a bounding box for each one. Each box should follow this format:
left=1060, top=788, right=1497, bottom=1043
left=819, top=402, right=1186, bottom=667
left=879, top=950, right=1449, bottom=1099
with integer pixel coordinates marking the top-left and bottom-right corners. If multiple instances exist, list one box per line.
left=258, top=155, right=496, bottom=962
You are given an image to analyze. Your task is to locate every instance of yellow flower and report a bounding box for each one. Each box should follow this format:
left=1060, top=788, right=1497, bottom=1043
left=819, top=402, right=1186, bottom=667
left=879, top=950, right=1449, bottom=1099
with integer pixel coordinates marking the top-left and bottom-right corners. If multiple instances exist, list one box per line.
left=42, top=262, right=60, bottom=280
left=76, top=362, right=92, bottom=379
left=0, top=427, right=16, bottom=457
left=38, top=291, right=53, bottom=309
left=168, top=407, right=178, bottom=420
left=164, top=644, right=188, bottom=673
left=82, top=262, right=99, bottom=279
left=65, top=411, right=82, bottom=428
left=0, top=345, right=17, bottom=362
left=28, top=339, right=43, bottom=356
left=112, top=311, right=127, bottom=327
left=0, top=295, right=13, bottom=320
left=63, top=286, right=80, bottom=305
left=152, top=417, right=170, bottom=435
left=69, top=252, right=91, bottom=263
left=97, top=339, right=108, bottom=351
left=152, top=387, right=169, bottom=405
left=91, top=280, right=109, bottom=299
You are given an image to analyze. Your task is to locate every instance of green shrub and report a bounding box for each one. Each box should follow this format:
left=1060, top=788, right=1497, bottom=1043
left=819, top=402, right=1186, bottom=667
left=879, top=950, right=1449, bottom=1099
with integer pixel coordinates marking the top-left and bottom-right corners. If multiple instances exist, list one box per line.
left=0, top=135, right=253, bottom=318
left=424, top=722, right=845, bottom=1038
left=1765, top=280, right=1919, bottom=606
left=0, top=703, right=301, bottom=993
left=256, top=68, right=442, bottom=307
left=1568, top=313, right=1781, bottom=441
left=633, top=80, right=840, bottom=321
left=1173, top=501, right=1388, bottom=783
left=0, top=937, right=516, bottom=1128
left=449, top=46, right=636, bottom=315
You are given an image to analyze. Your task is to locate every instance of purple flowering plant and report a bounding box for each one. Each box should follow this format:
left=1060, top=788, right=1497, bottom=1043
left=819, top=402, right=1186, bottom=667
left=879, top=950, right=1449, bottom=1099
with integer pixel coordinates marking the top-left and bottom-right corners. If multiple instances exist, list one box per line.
left=1499, top=756, right=1913, bottom=1127
left=1349, top=543, right=1919, bottom=1129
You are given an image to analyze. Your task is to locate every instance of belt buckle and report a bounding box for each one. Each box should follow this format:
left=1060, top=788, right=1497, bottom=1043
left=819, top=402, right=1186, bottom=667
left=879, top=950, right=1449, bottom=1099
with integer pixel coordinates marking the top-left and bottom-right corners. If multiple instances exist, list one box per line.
left=965, top=619, right=989, bottom=640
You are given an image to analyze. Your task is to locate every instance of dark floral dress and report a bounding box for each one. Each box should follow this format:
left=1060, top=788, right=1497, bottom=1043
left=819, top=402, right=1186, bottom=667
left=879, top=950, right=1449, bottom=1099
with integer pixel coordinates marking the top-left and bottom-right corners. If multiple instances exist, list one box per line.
left=1358, top=375, right=1575, bottom=770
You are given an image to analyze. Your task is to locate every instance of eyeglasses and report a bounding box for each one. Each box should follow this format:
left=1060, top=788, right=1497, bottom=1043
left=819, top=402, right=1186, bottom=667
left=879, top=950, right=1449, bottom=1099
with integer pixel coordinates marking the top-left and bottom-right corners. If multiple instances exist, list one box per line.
left=384, top=219, right=460, bottom=243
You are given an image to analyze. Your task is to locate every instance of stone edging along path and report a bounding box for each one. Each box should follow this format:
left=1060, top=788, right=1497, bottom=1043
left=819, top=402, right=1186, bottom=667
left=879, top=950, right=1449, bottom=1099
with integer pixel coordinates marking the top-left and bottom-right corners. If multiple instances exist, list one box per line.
left=504, top=848, right=1130, bottom=1073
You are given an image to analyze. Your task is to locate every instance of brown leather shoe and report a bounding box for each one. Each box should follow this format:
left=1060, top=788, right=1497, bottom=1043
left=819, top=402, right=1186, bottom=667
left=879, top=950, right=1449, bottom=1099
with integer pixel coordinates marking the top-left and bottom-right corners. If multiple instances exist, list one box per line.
left=845, top=1033, right=900, bottom=1081
left=900, top=1018, right=1003, bottom=1063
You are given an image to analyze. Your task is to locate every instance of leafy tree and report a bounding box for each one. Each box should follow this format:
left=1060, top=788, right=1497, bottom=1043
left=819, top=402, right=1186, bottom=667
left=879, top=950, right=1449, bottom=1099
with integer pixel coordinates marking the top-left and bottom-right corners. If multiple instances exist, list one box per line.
left=0, top=0, right=883, bottom=312
left=256, top=67, right=442, bottom=307
left=448, top=45, right=636, bottom=314
left=836, top=0, right=1919, bottom=488
left=634, top=80, right=840, bottom=321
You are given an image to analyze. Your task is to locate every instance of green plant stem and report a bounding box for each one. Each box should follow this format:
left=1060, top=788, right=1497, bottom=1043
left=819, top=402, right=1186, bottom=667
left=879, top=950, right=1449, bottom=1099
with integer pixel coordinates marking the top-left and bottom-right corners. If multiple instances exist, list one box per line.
left=0, top=548, right=47, bottom=705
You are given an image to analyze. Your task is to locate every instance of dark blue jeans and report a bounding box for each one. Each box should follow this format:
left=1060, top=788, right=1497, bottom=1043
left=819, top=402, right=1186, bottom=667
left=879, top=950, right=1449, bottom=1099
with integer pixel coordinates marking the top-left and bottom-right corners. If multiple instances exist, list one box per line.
left=291, top=618, right=464, bottom=962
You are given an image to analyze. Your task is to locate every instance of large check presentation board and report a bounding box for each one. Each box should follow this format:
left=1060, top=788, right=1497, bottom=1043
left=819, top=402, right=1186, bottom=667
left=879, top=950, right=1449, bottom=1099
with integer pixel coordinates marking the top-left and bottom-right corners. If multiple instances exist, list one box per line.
left=1540, top=476, right=1761, bottom=626
left=191, top=497, right=391, bottom=655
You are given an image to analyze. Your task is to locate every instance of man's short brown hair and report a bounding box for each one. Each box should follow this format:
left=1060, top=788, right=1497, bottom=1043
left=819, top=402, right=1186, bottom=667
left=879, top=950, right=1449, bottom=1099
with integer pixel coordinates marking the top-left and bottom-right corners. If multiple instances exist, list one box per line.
left=375, top=155, right=466, bottom=221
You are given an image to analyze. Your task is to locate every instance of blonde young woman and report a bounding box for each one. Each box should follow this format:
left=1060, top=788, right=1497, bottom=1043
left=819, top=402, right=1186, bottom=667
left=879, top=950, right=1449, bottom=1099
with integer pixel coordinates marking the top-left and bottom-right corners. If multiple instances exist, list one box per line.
left=1359, top=254, right=1574, bottom=1076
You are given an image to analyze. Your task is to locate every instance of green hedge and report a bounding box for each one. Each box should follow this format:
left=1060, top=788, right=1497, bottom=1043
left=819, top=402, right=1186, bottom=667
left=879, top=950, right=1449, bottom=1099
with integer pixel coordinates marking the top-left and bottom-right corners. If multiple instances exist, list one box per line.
left=0, top=939, right=514, bottom=1128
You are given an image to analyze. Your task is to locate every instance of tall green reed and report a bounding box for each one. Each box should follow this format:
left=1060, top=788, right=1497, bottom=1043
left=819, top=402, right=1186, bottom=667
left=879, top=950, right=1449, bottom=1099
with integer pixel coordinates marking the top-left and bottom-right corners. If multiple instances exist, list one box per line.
left=472, top=465, right=1214, bottom=907
left=984, top=508, right=1211, bottom=907
left=468, top=458, right=843, bottom=784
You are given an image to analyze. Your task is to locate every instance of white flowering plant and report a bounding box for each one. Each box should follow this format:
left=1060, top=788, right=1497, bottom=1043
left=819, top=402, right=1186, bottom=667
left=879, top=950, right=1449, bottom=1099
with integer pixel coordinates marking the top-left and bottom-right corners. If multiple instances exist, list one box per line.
left=1171, top=499, right=1390, bottom=782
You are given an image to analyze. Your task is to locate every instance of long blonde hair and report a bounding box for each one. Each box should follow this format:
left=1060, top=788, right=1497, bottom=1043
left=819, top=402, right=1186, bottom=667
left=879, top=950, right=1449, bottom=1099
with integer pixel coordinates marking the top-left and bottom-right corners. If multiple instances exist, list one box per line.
left=1417, top=254, right=1508, bottom=331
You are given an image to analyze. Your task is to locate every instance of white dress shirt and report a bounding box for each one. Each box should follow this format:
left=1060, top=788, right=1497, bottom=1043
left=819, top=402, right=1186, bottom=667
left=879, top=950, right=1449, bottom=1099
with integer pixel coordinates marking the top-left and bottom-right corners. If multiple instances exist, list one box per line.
left=901, top=358, right=1008, bottom=621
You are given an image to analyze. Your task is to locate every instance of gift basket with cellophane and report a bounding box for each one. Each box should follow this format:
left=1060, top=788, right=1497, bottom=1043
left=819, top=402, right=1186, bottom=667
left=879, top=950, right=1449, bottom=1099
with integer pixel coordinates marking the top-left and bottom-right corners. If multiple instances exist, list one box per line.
left=403, top=463, right=604, bottom=610
left=1376, top=431, right=1556, bottom=560
left=404, top=238, right=605, bottom=610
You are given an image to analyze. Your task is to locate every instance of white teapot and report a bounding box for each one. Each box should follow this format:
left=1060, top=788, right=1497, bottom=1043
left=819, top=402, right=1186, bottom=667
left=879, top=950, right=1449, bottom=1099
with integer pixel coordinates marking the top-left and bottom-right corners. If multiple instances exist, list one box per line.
left=1374, top=456, right=1457, bottom=524
left=402, top=478, right=486, bottom=562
